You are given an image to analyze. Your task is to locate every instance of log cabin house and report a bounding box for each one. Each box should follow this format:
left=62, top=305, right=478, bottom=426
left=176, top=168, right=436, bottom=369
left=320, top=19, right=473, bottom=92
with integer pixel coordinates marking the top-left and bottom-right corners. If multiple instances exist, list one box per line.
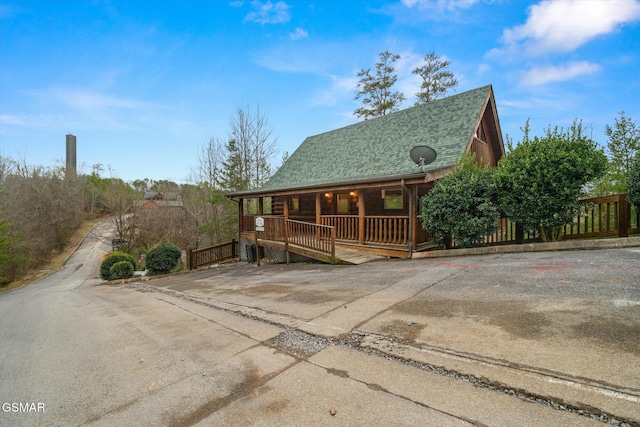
left=228, top=85, right=505, bottom=263
left=134, top=192, right=184, bottom=211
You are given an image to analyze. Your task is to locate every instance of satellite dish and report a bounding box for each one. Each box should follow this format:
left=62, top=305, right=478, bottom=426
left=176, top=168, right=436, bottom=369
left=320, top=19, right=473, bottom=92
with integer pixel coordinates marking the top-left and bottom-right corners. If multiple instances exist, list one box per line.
left=410, top=146, right=437, bottom=173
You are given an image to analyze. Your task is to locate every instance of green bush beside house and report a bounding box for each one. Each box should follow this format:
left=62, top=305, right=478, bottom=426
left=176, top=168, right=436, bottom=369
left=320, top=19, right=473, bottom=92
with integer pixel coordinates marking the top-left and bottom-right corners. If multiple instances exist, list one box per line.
left=144, top=241, right=182, bottom=275
left=419, top=155, right=500, bottom=248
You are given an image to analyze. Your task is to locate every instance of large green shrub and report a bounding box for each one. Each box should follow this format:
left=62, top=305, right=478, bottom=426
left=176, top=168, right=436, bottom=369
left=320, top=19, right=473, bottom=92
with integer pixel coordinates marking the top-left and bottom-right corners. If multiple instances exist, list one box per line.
left=419, top=155, right=500, bottom=248
left=628, top=154, right=640, bottom=210
left=100, top=252, right=137, bottom=280
left=495, top=120, right=607, bottom=241
left=109, top=260, right=134, bottom=280
left=145, top=241, right=182, bottom=275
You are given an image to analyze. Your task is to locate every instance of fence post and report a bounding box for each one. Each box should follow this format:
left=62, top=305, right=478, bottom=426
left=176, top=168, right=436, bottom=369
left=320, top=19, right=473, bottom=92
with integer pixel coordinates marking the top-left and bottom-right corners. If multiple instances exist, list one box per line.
left=618, top=194, right=630, bottom=238
left=232, top=239, right=237, bottom=258
left=515, top=222, right=524, bottom=244
left=330, top=227, right=336, bottom=263
left=284, top=219, right=290, bottom=264
left=187, top=249, right=193, bottom=270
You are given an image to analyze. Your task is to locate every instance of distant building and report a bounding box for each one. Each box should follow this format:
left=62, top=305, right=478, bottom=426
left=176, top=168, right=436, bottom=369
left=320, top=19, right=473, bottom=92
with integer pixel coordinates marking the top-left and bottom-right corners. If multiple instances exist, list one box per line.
left=133, top=192, right=184, bottom=211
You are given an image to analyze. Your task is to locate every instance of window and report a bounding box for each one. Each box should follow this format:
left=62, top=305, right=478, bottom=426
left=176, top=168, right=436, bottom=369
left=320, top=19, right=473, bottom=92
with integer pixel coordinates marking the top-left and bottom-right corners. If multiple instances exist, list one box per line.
left=244, top=198, right=258, bottom=214
left=263, top=197, right=272, bottom=215
left=476, top=122, right=486, bottom=141
left=290, top=195, right=300, bottom=213
left=384, top=191, right=403, bottom=210
left=337, top=193, right=350, bottom=214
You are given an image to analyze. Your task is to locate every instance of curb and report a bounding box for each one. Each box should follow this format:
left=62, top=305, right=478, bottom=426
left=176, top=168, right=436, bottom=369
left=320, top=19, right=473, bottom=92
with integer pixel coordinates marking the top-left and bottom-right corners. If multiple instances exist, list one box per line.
left=412, top=236, right=640, bottom=259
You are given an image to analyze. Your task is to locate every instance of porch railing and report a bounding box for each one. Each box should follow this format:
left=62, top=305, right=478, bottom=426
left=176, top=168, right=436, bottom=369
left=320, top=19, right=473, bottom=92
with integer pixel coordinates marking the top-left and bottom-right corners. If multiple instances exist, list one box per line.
left=365, top=216, right=409, bottom=245
left=243, top=216, right=336, bottom=262
left=452, top=193, right=638, bottom=248
left=242, top=215, right=256, bottom=232
left=321, top=215, right=358, bottom=240
left=563, top=194, right=637, bottom=239
left=286, top=219, right=335, bottom=258
left=262, top=216, right=286, bottom=241
left=321, top=215, right=409, bottom=246
left=187, top=240, right=238, bottom=269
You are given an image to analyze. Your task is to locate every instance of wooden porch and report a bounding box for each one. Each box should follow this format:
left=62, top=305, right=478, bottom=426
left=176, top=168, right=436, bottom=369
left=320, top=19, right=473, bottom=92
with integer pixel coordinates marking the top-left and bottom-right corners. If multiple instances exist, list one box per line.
left=241, top=212, right=430, bottom=263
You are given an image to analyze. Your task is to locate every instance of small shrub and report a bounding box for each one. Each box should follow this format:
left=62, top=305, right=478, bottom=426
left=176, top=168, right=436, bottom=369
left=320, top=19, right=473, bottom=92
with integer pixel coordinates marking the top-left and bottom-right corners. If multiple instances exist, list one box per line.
left=145, top=241, right=182, bottom=275
left=100, top=251, right=137, bottom=280
left=109, top=260, right=134, bottom=280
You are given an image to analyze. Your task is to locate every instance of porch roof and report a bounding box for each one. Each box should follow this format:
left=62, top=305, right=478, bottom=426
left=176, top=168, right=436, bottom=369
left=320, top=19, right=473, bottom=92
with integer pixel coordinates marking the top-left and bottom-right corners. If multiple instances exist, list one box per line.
left=230, top=85, right=495, bottom=197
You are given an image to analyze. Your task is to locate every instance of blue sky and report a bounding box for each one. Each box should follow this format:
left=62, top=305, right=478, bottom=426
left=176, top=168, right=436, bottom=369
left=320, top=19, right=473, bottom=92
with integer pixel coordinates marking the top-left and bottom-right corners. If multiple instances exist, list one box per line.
left=1, top=0, right=639, bottom=183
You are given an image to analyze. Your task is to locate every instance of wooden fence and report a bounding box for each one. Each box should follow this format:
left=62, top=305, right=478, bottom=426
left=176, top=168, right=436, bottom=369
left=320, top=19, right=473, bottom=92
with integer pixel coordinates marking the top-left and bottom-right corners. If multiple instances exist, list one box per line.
left=452, top=193, right=639, bottom=248
left=187, top=240, right=238, bottom=270
left=563, top=194, right=638, bottom=239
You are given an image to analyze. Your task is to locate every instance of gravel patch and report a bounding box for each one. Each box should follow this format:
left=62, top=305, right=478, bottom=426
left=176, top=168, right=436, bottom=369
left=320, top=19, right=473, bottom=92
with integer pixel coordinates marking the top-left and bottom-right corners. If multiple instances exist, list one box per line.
left=268, top=327, right=334, bottom=359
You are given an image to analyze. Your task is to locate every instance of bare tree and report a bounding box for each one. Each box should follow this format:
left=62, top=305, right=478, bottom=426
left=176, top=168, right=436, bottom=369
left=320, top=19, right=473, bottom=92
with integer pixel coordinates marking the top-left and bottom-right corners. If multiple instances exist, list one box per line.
left=192, top=137, right=225, bottom=188
left=103, top=177, right=136, bottom=244
left=220, top=105, right=278, bottom=190
left=133, top=208, right=198, bottom=251
left=250, top=105, right=278, bottom=188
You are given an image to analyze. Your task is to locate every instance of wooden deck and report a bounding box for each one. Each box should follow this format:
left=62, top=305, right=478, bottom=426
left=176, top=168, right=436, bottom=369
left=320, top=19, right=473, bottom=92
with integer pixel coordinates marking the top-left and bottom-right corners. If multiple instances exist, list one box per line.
left=334, top=246, right=385, bottom=264
left=255, top=238, right=384, bottom=265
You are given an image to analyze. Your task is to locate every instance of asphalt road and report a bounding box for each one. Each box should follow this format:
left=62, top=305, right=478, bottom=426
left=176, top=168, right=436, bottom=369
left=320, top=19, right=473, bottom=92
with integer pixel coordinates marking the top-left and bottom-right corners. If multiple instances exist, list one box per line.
left=1, top=222, right=638, bottom=426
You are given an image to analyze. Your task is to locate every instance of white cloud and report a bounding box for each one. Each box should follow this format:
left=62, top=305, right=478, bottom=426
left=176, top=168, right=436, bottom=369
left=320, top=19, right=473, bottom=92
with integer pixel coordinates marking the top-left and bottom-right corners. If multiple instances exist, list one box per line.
left=290, top=27, right=308, bottom=41
left=520, top=61, right=602, bottom=86
left=311, top=75, right=359, bottom=107
left=40, top=87, right=155, bottom=111
left=245, top=1, right=290, bottom=24
left=502, top=0, right=640, bottom=56
left=477, top=63, right=490, bottom=75
left=401, top=0, right=478, bottom=11
left=0, top=114, right=36, bottom=126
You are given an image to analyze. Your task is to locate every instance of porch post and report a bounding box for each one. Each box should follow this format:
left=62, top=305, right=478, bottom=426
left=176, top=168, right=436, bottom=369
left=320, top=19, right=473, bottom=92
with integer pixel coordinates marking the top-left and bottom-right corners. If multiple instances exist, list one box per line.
left=283, top=196, right=290, bottom=219
left=315, top=193, right=322, bottom=224
left=238, top=198, right=244, bottom=234
left=358, top=190, right=365, bottom=245
left=411, top=185, right=417, bottom=252
left=258, top=197, right=264, bottom=215
left=316, top=192, right=322, bottom=242
left=618, top=193, right=630, bottom=238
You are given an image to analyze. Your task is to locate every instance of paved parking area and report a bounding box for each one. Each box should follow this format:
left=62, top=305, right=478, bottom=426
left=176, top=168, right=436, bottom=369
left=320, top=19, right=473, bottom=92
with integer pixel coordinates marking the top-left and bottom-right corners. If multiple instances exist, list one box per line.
left=146, top=247, right=640, bottom=422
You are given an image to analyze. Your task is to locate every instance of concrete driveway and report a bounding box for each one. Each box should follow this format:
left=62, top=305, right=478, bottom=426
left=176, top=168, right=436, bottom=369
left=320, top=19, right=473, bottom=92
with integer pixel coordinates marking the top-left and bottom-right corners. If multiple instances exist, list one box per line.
left=1, top=223, right=638, bottom=426
left=144, top=247, right=640, bottom=424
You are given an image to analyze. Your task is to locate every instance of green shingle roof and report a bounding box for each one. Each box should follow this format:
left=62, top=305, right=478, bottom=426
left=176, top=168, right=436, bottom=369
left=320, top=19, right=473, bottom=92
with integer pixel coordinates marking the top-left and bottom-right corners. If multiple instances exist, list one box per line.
left=235, top=85, right=492, bottom=195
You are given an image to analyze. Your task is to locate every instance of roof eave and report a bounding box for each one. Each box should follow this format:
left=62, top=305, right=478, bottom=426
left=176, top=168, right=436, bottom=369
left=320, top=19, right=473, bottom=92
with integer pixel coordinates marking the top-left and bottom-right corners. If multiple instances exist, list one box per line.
left=226, top=166, right=455, bottom=199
